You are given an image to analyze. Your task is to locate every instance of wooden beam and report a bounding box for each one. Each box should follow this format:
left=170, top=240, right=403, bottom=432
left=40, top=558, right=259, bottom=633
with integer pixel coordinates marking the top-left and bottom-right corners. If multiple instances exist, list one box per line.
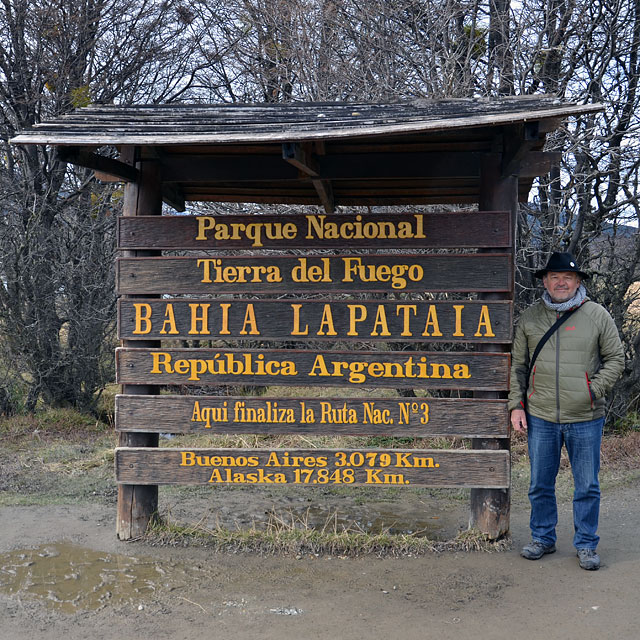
left=312, top=178, right=335, bottom=212
left=282, top=142, right=319, bottom=176
left=517, top=151, right=562, bottom=178
left=501, top=123, right=541, bottom=177
left=162, top=183, right=186, bottom=212
left=134, top=146, right=186, bottom=212
left=162, top=151, right=482, bottom=183
left=182, top=192, right=480, bottom=206
left=57, top=146, right=139, bottom=182
left=312, top=141, right=335, bottom=212
left=469, top=152, right=515, bottom=540
left=116, top=151, right=161, bottom=541
left=282, top=142, right=335, bottom=212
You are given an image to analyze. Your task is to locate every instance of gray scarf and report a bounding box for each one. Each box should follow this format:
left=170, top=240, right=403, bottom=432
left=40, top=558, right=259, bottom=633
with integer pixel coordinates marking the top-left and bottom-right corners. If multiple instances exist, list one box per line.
left=542, top=283, right=588, bottom=312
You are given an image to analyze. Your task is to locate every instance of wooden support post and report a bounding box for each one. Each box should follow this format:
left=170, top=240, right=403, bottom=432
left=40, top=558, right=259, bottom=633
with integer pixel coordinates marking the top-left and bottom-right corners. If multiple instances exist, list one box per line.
left=469, top=151, right=516, bottom=539
left=116, top=149, right=162, bottom=540
left=282, top=142, right=335, bottom=212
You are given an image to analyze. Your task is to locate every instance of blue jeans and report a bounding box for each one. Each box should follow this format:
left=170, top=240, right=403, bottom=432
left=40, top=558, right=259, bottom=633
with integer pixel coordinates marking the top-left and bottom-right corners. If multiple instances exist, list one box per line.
left=527, top=414, right=604, bottom=550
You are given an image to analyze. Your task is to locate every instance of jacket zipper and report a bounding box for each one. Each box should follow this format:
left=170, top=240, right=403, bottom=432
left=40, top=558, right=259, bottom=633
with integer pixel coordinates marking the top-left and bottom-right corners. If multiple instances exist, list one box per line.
left=556, top=312, right=561, bottom=422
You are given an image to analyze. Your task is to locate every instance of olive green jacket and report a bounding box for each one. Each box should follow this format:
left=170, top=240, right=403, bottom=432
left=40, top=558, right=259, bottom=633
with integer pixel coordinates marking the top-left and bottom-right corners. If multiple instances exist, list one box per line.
left=508, top=300, right=624, bottom=423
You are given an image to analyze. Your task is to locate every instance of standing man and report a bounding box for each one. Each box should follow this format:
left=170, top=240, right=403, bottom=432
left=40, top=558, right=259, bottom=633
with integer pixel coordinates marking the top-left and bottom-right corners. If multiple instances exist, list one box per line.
left=509, top=252, right=624, bottom=570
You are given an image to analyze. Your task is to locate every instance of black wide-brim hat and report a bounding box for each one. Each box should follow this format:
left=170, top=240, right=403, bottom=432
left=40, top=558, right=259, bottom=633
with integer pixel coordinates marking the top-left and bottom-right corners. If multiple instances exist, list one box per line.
left=534, top=252, right=590, bottom=280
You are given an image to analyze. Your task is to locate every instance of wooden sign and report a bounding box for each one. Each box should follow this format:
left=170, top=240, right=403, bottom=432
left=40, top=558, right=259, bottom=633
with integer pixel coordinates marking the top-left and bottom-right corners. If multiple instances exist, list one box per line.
left=118, top=298, right=512, bottom=342
left=116, top=394, right=509, bottom=438
left=116, top=253, right=512, bottom=295
left=115, top=447, right=510, bottom=488
left=116, top=347, right=509, bottom=390
left=118, top=211, right=512, bottom=250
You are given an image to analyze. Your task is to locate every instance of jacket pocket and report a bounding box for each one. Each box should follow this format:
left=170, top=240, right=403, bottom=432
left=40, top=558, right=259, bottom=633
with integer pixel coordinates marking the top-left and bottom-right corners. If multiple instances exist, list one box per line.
left=585, top=372, right=595, bottom=410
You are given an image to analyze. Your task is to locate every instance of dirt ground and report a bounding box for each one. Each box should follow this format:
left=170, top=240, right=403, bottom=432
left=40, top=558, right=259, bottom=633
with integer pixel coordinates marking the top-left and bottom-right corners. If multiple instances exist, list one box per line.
left=1, top=471, right=639, bottom=640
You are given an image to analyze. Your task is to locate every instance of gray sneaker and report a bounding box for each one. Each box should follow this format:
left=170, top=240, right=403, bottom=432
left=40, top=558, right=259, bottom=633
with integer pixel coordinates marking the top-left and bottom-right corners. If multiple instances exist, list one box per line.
left=577, top=548, right=600, bottom=570
left=520, top=540, right=556, bottom=560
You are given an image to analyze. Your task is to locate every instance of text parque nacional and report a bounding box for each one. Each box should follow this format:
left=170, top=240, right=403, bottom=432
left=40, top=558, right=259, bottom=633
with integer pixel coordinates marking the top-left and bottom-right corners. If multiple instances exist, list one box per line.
left=195, top=214, right=426, bottom=248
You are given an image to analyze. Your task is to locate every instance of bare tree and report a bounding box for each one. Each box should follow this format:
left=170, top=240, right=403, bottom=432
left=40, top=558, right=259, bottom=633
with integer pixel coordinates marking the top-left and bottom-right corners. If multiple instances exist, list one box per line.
left=0, top=0, right=204, bottom=412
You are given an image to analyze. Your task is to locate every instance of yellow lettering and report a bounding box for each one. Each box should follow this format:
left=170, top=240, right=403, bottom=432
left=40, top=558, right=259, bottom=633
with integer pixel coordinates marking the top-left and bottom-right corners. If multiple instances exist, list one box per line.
left=453, top=304, right=465, bottom=337
left=371, top=306, right=390, bottom=336
left=197, top=258, right=214, bottom=283
left=133, top=303, right=152, bottom=335
left=239, top=304, right=260, bottom=335
left=189, top=303, right=210, bottom=335
left=159, top=303, right=179, bottom=335
left=347, top=304, right=367, bottom=336
left=290, top=304, right=309, bottom=336
left=396, top=304, right=416, bottom=337
left=453, top=364, right=471, bottom=379
left=150, top=352, right=172, bottom=373
left=421, top=305, right=443, bottom=337
left=474, top=305, right=495, bottom=337
left=317, top=304, right=337, bottom=336
left=429, top=363, right=452, bottom=379
left=308, top=354, right=331, bottom=377
left=219, top=303, right=231, bottom=335
left=305, top=215, right=324, bottom=240
left=181, top=451, right=196, bottom=466
left=196, top=216, right=214, bottom=240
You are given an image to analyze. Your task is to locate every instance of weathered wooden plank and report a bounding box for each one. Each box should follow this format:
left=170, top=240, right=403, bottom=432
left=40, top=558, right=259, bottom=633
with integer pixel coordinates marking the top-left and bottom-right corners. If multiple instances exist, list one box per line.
left=57, top=147, right=139, bottom=182
left=116, top=149, right=161, bottom=542
left=115, top=447, right=510, bottom=488
left=115, top=394, right=509, bottom=438
left=184, top=193, right=482, bottom=206
left=118, top=298, right=512, bottom=343
left=116, top=253, right=513, bottom=295
left=115, top=348, right=510, bottom=390
left=181, top=181, right=480, bottom=195
left=160, top=152, right=483, bottom=182
left=469, top=153, right=517, bottom=540
left=118, top=211, right=511, bottom=250
left=166, top=137, right=493, bottom=156
left=13, top=101, right=602, bottom=146
left=182, top=192, right=481, bottom=206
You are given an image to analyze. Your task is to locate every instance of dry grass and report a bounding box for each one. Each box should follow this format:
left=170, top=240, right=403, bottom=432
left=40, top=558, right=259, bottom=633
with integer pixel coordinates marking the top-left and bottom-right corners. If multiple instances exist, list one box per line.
left=601, top=431, right=640, bottom=469
left=161, top=431, right=470, bottom=452
left=146, top=507, right=510, bottom=556
left=0, top=407, right=110, bottom=445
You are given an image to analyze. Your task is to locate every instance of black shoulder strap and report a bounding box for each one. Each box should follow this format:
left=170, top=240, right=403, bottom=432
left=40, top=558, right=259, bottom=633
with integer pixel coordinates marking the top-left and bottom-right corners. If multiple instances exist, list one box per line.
left=527, top=305, right=581, bottom=380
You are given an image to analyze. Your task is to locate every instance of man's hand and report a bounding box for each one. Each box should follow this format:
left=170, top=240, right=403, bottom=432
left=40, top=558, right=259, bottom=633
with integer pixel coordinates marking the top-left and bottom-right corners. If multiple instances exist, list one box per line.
left=510, top=408, right=528, bottom=433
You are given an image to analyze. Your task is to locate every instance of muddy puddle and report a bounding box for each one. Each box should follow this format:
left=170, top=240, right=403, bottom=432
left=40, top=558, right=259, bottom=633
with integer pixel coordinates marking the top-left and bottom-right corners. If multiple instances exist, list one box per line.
left=0, top=543, right=192, bottom=613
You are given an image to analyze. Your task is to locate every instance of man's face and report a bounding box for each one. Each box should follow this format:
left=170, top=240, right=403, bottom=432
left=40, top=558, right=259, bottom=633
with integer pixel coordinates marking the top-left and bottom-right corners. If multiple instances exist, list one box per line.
left=543, top=271, right=581, bottom=303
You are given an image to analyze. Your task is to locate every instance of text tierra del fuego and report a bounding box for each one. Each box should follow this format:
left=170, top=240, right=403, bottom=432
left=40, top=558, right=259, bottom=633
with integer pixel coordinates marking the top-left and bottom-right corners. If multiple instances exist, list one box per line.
left=117, top=253, right=511, bottom=295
